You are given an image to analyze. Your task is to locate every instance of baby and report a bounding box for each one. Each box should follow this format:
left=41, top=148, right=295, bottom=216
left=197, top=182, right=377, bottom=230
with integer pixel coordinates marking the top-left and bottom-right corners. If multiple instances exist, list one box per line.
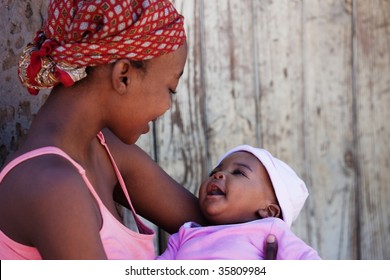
left=157, top=145, right=321, bottom=259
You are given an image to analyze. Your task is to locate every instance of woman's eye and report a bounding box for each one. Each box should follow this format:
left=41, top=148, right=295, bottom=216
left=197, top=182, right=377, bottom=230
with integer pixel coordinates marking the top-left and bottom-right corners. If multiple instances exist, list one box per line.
left=169, top=89, right=177, bottom=95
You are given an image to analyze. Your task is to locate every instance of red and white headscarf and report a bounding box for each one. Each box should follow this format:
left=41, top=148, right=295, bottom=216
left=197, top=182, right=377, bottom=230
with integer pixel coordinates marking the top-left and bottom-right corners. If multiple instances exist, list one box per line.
left=18, top=0, right=186, bottom=95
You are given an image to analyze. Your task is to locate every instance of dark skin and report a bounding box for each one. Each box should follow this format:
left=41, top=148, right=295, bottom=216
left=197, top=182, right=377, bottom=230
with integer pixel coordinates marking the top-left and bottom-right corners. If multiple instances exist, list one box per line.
left=264, top=234, right=278, bottom=260
left=103, top=128, right=206, bottom=234
left=0, top=41, right=277, bottom=259
left=0, top=44, right=193, bottom=259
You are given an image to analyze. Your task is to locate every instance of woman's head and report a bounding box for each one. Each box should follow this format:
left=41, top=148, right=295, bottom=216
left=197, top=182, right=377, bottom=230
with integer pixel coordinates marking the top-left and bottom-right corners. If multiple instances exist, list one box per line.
left=199, top=145, right=309, bottom=227
left=18, top=0, right=188, bottom=145
left=105, top=40, right=187, bottom=144
left=18, top=0, right=186, bottom=95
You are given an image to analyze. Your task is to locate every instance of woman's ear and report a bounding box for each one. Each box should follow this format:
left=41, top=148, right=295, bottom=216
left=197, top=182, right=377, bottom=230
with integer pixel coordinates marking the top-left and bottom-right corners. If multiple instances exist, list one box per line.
left=112, top=59, right=131, bottom=95
left=258, top=203, right=281, bottom=219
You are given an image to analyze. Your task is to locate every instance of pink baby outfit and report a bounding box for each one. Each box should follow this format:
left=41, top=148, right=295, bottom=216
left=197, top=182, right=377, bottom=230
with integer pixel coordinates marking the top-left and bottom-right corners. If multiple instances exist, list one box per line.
left=0, top=133, right=155, bottom=260
left=157, top=218, right=320, bottom=260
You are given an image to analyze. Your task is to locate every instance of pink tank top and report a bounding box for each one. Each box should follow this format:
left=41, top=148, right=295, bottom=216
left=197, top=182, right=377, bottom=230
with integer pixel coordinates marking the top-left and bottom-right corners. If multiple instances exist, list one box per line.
left=0, top=133, right=155, bottom=259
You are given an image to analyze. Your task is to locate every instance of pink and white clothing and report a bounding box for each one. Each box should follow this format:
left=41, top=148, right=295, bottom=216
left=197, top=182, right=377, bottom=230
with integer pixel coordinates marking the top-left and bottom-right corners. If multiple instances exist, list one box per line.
left=0, top=133, right=155, bottom=260
left=157, top=218, right=321, bottom=260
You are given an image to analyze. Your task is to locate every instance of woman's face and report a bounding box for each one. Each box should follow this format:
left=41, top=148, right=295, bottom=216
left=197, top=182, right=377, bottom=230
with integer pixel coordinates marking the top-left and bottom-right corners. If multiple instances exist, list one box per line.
left=115, top=42, right=188, bottom=144
left=198, top=151, right=277, bottom=225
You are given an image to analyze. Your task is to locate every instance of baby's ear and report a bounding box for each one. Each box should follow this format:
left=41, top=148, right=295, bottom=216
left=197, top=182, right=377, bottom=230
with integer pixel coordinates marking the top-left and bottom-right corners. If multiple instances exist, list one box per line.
left=258, top=203, right=281, bottom=219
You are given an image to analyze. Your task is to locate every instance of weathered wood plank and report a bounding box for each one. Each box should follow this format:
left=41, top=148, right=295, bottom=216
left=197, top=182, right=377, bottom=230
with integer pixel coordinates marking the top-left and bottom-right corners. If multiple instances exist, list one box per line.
left=202, top=0, right=258, bottom=165
left=155, top=0, right=208, bottom=195
left=354, top=0, right=390, bottom=259
left=252, top=0, right=310, bottom=243
left=301, top=0, right=356, bottom=259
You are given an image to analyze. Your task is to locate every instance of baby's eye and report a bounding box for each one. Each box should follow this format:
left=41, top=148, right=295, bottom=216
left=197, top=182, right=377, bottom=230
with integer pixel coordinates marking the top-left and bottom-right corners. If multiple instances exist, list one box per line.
left=169, top=88, right=177, bottom=95
left=232, top=169, right=246, bottom=176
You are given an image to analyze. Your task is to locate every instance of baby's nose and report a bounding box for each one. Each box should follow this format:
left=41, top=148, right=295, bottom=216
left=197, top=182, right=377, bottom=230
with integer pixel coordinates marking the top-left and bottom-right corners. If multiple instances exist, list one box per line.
left=213, top=171, right=225, bottom=180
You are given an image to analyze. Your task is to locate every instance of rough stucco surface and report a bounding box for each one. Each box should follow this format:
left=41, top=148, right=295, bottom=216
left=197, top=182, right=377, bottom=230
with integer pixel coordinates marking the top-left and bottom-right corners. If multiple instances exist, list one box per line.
left=0, top=0, right=50, bottom=165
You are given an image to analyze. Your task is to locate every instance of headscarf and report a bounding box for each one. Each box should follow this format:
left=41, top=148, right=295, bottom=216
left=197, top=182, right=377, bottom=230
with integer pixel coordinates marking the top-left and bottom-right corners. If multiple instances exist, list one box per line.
left=18, top=0, right=186, bottom=95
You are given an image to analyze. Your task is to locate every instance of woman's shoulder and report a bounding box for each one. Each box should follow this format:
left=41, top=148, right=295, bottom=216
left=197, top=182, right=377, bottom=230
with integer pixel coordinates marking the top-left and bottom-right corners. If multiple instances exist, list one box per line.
left=1, top=149, right=86, bottom=191
left=0, top=151, right=101, bottom=245
left=1, top=149, right=98, bottom=210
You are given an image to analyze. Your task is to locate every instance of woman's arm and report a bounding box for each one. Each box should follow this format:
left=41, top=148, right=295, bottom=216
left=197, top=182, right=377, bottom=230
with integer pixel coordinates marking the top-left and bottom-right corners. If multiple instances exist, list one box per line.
left=103, top=129, right=207, bottom=234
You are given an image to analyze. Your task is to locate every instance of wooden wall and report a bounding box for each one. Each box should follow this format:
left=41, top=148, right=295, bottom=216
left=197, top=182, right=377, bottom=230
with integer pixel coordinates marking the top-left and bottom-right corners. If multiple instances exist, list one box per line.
left=1, top=0, right=389, bottom=260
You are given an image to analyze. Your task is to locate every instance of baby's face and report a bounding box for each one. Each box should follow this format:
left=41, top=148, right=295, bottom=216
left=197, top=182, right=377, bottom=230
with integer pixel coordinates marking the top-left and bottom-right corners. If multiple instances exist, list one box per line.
left=198, top=151, right=276, bottom=225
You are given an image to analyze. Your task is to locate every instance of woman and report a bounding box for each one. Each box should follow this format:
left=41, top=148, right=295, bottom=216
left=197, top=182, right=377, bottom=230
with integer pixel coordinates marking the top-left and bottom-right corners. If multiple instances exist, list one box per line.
left=0, top=0, right=208, bottom=260
left=0, top=0, right=277, bottom=260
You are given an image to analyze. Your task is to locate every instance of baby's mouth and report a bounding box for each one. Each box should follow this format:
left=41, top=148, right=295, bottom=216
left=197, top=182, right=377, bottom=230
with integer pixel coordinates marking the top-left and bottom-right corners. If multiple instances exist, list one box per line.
left=207, top=183, right=225, bottom=196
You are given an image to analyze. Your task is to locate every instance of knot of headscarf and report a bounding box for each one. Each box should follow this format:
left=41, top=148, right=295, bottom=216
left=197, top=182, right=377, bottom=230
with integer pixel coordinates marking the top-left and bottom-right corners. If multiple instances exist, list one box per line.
left=18, top=0, right=186, bottom=95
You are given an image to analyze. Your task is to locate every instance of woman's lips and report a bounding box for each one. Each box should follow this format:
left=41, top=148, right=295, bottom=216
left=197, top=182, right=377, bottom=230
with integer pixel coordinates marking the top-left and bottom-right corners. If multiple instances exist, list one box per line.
left=142, top=122, right=150, bottom=134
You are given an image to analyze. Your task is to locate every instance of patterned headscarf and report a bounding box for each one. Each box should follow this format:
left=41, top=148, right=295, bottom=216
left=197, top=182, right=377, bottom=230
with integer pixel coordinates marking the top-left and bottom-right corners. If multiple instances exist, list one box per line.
left=18, top=0, right=186, bottom=95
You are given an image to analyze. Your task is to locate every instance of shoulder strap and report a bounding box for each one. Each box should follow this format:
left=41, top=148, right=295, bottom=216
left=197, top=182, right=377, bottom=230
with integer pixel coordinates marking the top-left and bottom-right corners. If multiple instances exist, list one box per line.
left=0, top=147, right=109, bottom=210
left=0, top=147, right=85, bottom=182
left=96, top=132, right=153, bottom=234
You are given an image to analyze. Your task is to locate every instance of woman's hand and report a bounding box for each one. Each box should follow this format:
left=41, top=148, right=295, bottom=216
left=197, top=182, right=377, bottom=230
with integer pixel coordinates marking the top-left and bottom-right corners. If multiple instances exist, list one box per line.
left=264, top=234, right=278, bottom=260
